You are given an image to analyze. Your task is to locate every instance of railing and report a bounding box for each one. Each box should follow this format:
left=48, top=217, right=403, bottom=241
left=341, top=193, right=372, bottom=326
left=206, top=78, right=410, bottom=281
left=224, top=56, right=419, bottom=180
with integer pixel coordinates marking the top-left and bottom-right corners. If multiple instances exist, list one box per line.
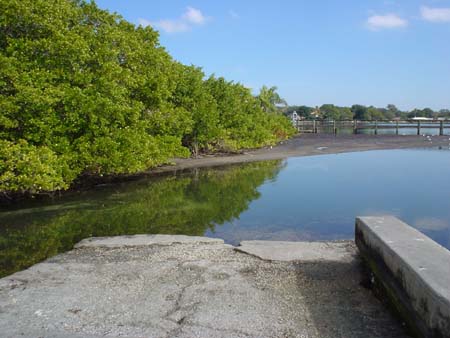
left=295, top=120, right=450, bottom=136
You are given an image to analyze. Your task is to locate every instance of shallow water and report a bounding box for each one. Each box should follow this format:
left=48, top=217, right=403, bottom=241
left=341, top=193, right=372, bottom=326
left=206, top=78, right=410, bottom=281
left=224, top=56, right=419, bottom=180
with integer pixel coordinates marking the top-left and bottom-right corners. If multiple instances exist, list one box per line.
left=1, top=148, right=449, bottom=277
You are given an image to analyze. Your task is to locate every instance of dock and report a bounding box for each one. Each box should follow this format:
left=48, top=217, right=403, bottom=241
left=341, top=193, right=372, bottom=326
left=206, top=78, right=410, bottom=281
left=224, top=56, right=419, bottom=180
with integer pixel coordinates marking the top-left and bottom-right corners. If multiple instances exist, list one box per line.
left=296, top=120, right=450, bottom=136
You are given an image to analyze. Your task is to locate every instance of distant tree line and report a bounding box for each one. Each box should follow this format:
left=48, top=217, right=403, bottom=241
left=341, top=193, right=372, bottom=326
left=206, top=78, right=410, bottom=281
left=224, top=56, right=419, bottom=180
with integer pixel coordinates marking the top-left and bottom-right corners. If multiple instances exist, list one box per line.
left=284, top=104, right=450, bottom=121
left=0, top=0, right=294, bottom=194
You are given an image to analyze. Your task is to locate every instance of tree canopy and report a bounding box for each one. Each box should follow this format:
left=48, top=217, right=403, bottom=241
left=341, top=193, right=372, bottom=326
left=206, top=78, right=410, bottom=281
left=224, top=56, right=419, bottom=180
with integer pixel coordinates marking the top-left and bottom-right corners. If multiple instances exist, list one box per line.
left=0, top=0, right=294, bottom=194
left=319, top=104, right=353, bottom=120
left=257, top=86, right=287, bottom=114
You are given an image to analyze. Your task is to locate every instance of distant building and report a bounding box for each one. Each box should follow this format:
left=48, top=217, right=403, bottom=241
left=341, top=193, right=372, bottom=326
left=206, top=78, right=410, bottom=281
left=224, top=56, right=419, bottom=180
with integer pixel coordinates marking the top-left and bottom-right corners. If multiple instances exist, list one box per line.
left=311, top=107, right=321, bottom=119
left=288, top=111, right=299, bottom=126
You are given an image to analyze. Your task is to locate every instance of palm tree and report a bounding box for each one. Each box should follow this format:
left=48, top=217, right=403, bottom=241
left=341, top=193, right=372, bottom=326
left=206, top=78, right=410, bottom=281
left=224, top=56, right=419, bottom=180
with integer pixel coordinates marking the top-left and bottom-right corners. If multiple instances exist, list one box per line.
left=257, top=86, right=287, bottom=113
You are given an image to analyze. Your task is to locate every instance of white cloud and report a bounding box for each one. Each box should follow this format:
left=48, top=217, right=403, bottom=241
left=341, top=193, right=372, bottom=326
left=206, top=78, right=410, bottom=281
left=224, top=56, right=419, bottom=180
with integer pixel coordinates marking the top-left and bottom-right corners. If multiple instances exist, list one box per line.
left=138, top=7, right=209, bottom=34
left=183, top=7, right=207, bottom=24
left=367, top=13, right=408, bottom=30
left=421, top=6, right=450, bottom=23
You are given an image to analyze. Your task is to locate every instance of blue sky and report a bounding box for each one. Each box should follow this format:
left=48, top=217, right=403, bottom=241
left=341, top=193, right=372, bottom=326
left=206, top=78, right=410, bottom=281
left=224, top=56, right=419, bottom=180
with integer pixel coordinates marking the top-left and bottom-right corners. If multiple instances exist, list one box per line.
left=95, top=1, right=450, bottom=110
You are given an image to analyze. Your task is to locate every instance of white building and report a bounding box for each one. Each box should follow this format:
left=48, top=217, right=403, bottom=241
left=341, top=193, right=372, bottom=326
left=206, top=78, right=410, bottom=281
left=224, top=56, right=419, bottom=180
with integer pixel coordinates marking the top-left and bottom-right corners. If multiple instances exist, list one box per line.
left=411, top=117, right=433, bottom=121
left=289, top=111, right=299, bottom=126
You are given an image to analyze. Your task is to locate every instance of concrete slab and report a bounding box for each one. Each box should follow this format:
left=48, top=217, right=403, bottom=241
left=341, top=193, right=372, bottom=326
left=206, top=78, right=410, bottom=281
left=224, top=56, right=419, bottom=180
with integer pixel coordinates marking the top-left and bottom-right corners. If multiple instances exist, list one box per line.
left=236, top=240, right=355, bottom=262
left=356, top=216, right=450, bottom=338
left=0, top=236, right=409, bottom=338
left=75, top=234, right=225, bottom=248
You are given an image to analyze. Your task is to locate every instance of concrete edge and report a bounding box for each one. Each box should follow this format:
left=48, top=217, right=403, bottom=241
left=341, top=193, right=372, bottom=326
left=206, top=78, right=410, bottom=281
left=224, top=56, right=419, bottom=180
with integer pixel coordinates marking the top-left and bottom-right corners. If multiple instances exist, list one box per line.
left=74, top=235, right=356, bottom=263
left=235, top=240, right=355, bottom=262
left=74, top=234, right=225, bottom=248
left=355, top=216, right=450, bottom=338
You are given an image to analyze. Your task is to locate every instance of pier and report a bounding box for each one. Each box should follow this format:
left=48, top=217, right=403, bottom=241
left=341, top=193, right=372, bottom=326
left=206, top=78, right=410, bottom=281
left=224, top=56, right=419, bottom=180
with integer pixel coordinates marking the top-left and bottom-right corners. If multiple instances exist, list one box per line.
left=296, top=120, right=450, bottom=136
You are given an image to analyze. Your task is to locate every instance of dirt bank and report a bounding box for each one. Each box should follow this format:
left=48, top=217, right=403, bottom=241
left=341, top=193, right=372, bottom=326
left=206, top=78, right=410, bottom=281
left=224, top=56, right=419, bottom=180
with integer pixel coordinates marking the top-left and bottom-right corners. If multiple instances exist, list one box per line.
left=151, top=134, right=450, bottom=174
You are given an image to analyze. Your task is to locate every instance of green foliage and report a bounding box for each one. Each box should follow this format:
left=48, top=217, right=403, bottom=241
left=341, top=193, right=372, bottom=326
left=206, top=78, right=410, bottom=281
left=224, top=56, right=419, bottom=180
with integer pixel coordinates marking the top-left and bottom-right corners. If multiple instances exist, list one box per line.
left=0, top=140, right=73, bottom=193
left=407, top=108, right=436, bottom=119
left=0, top=0, right=294, bottom=194
left=206, top=77, right=294, bottom=151
left=367, top=106, right=385, bottom=120
left=170, top=64, right=220, bottom=155
left=257, top=85, right=287, bottom=114
left=320, top=104, right=353, bottom=120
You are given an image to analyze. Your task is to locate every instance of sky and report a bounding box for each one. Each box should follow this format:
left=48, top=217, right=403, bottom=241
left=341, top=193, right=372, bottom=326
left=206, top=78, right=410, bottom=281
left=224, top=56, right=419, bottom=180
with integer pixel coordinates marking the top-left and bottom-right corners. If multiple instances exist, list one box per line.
left=94, top=1, right=450, bottom=111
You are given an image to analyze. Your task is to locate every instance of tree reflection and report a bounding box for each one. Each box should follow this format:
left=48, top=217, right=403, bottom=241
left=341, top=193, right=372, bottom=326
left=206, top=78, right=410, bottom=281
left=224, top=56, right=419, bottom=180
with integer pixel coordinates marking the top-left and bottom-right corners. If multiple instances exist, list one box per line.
left=0, top=160, right=282, bottom=277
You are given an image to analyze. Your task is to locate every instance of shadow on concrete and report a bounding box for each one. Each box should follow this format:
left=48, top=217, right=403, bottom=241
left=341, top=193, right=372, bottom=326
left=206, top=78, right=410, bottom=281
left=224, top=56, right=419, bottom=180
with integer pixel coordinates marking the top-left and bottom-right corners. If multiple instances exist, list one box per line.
left=293, top=257, right=411, bottom=338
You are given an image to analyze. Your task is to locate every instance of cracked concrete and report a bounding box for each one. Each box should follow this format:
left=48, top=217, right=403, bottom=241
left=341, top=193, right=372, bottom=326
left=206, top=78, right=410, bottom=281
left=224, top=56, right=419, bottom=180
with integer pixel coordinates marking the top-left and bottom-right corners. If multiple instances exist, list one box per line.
left=0, top=235, right=410, bottom=338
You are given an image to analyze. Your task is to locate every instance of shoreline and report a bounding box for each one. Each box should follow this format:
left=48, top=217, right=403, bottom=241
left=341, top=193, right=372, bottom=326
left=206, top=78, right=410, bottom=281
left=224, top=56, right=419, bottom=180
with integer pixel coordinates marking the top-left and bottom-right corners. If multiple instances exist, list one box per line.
left=151, top=134, right=450, bottom=174
left=2, top=134, right=448, bottom=204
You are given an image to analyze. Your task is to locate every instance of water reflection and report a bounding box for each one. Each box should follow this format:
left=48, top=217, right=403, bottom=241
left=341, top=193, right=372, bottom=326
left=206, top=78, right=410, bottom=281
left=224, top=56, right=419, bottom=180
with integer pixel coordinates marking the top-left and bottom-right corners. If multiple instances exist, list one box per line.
left=206, top=149, right=450, bottom=249
left=0, top=161, right=283, bottom=277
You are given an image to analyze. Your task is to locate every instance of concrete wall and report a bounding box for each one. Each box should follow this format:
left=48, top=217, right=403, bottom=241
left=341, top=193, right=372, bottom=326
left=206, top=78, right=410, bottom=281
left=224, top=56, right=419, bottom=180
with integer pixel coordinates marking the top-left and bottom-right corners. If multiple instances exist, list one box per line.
left=355, top=216, right=450, bottom=338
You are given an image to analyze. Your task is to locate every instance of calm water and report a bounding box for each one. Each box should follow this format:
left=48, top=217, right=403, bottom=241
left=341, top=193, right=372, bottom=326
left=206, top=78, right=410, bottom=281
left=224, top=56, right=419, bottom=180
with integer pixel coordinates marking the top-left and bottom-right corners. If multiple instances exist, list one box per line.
left=1, top=148, right=450, bottom=277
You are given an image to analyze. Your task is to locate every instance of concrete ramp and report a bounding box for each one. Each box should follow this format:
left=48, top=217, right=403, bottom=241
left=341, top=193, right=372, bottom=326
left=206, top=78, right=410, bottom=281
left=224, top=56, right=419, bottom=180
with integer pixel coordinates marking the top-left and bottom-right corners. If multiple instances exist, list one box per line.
left=0, top=235, right=409, bottom=338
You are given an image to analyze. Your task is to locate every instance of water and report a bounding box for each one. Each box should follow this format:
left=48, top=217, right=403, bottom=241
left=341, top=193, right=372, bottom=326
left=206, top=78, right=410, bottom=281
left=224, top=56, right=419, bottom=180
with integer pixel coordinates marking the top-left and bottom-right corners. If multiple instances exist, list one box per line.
left=1, top=149, right=450, bottom=277
left=206, top=149, right=450, bottom=247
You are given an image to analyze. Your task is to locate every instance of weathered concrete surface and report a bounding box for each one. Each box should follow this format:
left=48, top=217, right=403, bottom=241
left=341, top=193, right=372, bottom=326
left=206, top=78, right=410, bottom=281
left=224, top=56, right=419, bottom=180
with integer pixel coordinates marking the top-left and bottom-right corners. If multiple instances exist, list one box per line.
left=237, top=240, right=354, bottom=262
left=75, top=234, right=226, bottom=248
left=356, top=216, right=450, bottom=338
left=0, top=235, right=409, bottom=338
